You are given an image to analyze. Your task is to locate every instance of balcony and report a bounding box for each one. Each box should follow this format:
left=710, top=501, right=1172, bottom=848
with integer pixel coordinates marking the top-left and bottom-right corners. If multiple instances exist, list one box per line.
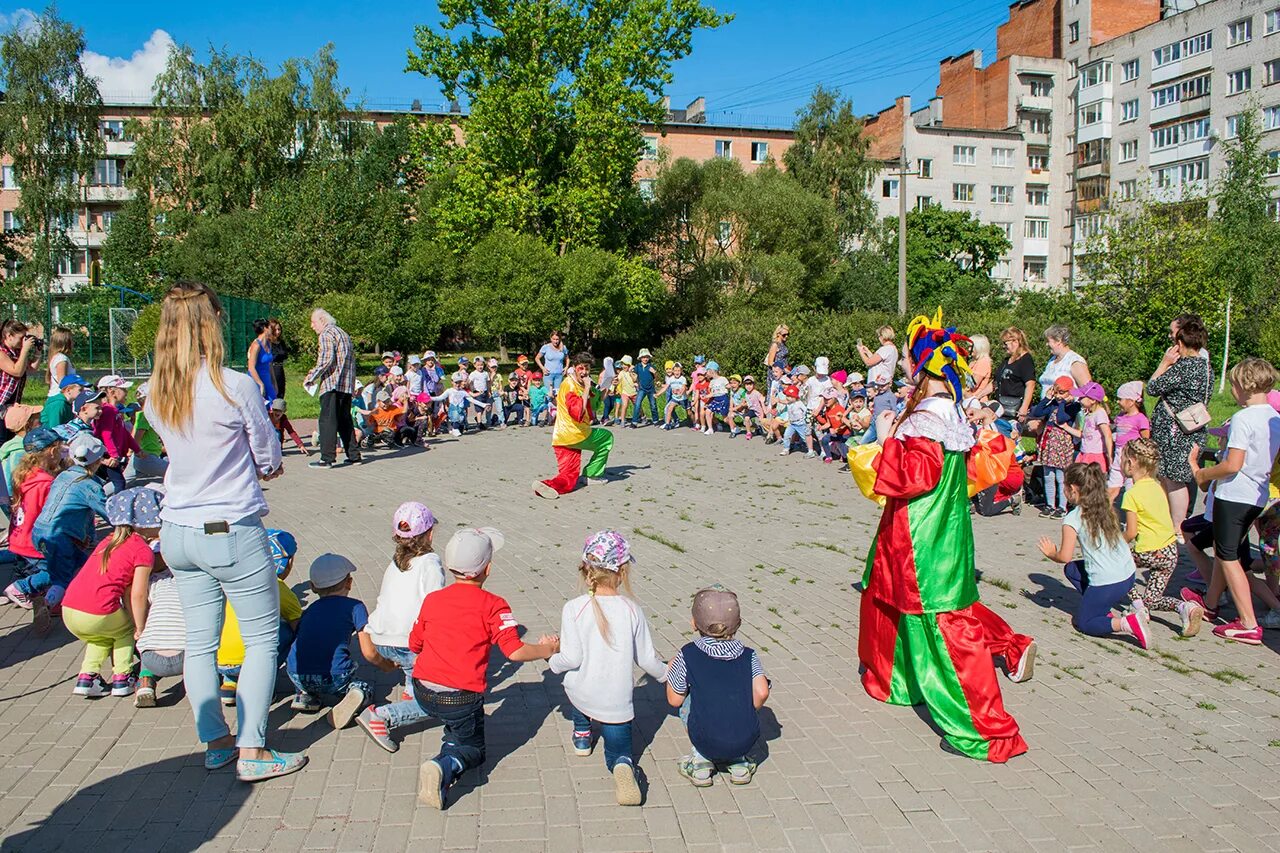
left=1150, top=137, right=1212, bottom=167
left=84, top=185, right=133, bottom=203
left=1022, top=129, right=1051, bottom=146
left=1150, top=49, right=1213, bottom=86
left=104, top=139, right=135, bottom=157
left=1076, top=197, right=1108, bottom=214
left=1022, top=239, right=1049, bottom=257
left=1018, top=95, right=1053, bottom=112
left=1180, top=94, right=1211, bottom=118
left=67, top=229, right=107, bottom=249
left=1077, top=161, right=1110, bottom=180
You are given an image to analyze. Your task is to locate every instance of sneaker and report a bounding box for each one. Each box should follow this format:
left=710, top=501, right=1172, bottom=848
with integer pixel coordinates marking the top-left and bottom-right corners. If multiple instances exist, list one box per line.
left=355, top=707, right=398, bottom=753
left=1038, top=507, right=1055, bottom=518
left=73, top=673, right=108, bottom=698
left=805, top=450, right=817, bottom=459
left=822, top=457, right=833, bottom=464
left=1184, top=568, right=1207, bottom=590
left=726, top=759, right=758, bottom=785
left=572, top=729, right=593, bottom=756
left=1180, top=588, right=1217, bottom=621
left=1051, top=509, right=1066, bottom=519
left=418, top=758, right=452, bottom=810
left=345, top=453, right=363, bottom=466
left=450, top=428, right=461, bottom=436
left=401, top=689, right=413, bottom=702
left=532, top=481, right=559, bottom=500
left=290, top=692, right=321, bottom=713
left=31, top=596, right=51, bottom=637
left=1006, top=640, right=1036, bottom=684
left=677, top=755, right=714, bottom=787
left=220, top=679, right=238, bottom=706
left=1177, top=600, right=1205, bottom=637
left=1213, top=620, right=1264, bottom=645
left=1259, top=609, right=1280, bottom=630
left=745, top=432, right=753, bottom=441
left=236, top=749, right=308, bottom=783
left=134, top=677, right=157, bottom=709
left=328, top=685, right=366, bottom=730
left=613, top=760, right=642, bottom=806
left=1010, top=495, right=1022, bottom=516
left=3, top=582, right=31, bottom=609
left=307, top=460, right=333, bottom=469
left=778, top=449, right=789, bottom=457
left=1130, top=598, right=1150, bottom=629
left=205, top=747, right=237, bottom=770
left=111, top=674, right=136, bottom=697
left=1125, top=611, right=1150, bottom=650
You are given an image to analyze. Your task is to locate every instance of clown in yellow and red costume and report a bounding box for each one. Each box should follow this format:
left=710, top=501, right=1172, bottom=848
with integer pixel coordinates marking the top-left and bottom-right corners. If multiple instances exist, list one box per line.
left=853, top=310, right=1034, bottom=762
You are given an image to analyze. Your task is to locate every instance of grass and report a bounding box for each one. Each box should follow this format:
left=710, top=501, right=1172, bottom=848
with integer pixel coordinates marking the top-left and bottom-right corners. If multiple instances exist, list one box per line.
left=1196, top=701, right=1217, bottom=711
left=631, top=526, right=685, bottom=554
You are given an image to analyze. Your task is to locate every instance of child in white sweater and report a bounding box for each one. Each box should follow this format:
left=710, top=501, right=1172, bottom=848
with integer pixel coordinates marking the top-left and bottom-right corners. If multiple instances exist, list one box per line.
left=549, top=530, right=667, bottom=806
left=355, top=502, right=446, bottom=752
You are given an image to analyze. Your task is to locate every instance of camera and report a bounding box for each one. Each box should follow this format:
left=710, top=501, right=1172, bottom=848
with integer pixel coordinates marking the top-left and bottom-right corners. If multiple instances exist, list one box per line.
left=23, top=334, right=43, bottom=350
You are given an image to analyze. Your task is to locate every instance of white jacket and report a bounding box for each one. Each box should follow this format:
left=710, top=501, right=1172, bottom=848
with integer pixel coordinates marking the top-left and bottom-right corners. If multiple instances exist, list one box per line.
left=364, top=553, right=445, bottom=647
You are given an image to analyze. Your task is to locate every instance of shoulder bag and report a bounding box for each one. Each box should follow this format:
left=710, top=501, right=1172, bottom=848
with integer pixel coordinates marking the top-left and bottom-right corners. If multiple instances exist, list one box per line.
left=1161, top=359, right=1211, bottom=434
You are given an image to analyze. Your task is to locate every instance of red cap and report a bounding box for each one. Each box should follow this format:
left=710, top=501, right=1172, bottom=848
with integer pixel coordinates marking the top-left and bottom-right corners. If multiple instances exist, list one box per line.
left=1053, top=376, right=1073, bottom=391
left=783, top=385, right=800, bottom=399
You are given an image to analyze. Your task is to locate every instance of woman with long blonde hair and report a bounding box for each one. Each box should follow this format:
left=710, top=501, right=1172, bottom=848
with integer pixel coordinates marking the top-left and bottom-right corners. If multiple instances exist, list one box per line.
left=764, top=324, right=790, bottom=373
left=45, top=326, right=74, bottom=398
left=146, top=281, right=306, bottom=783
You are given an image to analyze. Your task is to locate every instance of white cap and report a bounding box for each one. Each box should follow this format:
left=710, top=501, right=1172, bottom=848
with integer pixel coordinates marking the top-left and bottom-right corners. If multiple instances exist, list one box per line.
left=135, top=381, right=150, bottom=399
left=310, top=553, right=356, bottom=589
left=97, top=374, right=134, bottom=390
left=408, top=354, right=421, bottom=365
left=814, top=356, right=830, bottom=374
left=444, top=527, right=505, bottom=577
left=452, top=370, right=468, bottom=382
left=423, top=351, right=437, bottom=360
left=849, top=372, right=865, bottom=384
left=390, top=366, right=404, bottom=376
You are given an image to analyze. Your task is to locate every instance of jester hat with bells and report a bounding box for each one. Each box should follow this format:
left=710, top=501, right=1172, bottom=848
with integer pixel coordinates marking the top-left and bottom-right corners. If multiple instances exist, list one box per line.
left=906, top=308, right=973, bottom=402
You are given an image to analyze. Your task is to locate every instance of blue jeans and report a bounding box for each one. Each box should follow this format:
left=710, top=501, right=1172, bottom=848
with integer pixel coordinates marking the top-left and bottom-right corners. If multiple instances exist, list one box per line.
left=414, top=684, right=486, bottom=776
left=782, top=423, right=810, bottom=451
left=545, top=373, right=564, bottom=398
left=17, top=540, right=86, bottom=606
left=570, top=706, right=633, bottom=770
left=289, top=671, right=370, bottom=707
left=372, top=645, right=434, bottom=730
left=632, top=389, right=658, bottom=424
left=819, top=434, right=848, bottom=461
left=1065, top=561, right=1135, bottom=637
left=161, top=517, right=278, bottom=749
left=1043, top=466, right=1066, bottom=511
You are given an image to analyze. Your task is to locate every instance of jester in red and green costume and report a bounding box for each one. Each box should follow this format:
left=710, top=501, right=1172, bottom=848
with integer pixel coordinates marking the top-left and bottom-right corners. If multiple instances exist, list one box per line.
left=858, top=311, right=1034, bottom=763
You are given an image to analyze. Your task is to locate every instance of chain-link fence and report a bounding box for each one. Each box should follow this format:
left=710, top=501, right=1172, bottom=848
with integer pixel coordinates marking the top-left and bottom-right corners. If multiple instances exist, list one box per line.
left=220, top=294, right=278, bottom=370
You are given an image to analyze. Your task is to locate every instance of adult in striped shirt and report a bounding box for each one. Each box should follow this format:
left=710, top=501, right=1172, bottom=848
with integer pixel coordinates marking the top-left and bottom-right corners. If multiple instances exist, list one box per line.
left=304, top=309, right=359, bottom=469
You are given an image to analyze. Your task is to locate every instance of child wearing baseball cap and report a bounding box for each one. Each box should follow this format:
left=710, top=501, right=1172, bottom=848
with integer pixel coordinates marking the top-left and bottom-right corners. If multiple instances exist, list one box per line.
left=548, top=531, right=667, bottom=806
left=666, top=586, right=769, bottom=787
left=286, top=554, right=393, bottom=730
left=356, top=502, right=447, bottom=752
left=407, top=527, right=559, bottom=810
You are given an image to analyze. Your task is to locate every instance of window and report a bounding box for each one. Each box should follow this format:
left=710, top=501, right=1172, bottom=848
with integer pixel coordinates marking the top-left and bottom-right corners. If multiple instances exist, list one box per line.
left=2, top=211, right=17, bottom=231
left=1078, top=176, right=1109, bottom=202
left=641, top=136, right=659, bottom=160
left=882, top=178, right=900, bottom=199
left=1269, top=8, right=1280, bottom=35
left=750, top=141, right=769, bottom=163
left=92, top=159, right=123, bottom=187
left=1268, top=107, right=1280, bottom=130
left=1069, top=21, right=1080, bottom=43
left=917, top=158, right=932, bottom=178
left=101, top=211, right=117, bottom=231
left=56, top=252, right=85, bottom=276
left=1120, top=139, right=1138, bottom=161
left=915, top=196, right=934, bottom=210
left=992, top=259, right=1012, bottom=280
left=637, top=179, right=655, bottom=200
left=98, top=119, right=126, bottom=140
left=1, top=165, right=16, bottom=189
left=1269, top=199, right=1280, bottom=221
left=1119, top=179, right=1137, bottom=200
left=991, top=185, right=1014, bottom=204
left=716, top=221, right=732, bottom=247
left=1074, top=216, right=1103, bottom=242
left=1023, top=259, right=1047, bottom=283
left=1181, top=158, right=1208, bottom=182
left=1025, top=115, right=1051, bottom=134
left=1151, top=73, right=1211, bottom=107
left=993, top=221, right=1013, bottom=239
left=1025, top=218, right=1049, bottom=239
left=1229, top=67, right=1253, bottom=95
left=1077, top=138, right=1109, bottom=166
left=953, top=145, right=976, bottom=165
left=1122, top=59, right=1140, bottom=82
left=1269, top=152, right=1280, bottom=175
left=991, top=147, right=1015, bottom=167
left=1080, top=62, right=1112, bottom=88
left=1229, top=18, right=1253, bottom=46
left=1151, top=117, right=1210, bottom=150
left=1028, top=151, right=1049, bottom=170
left=1026, top=185, right=1049, bottom=206
left=1121, top=99, right=1139, bottom=122
left=1029, top=78, right=1052, bottom=97
left=952, top=183, right=975, bottom=202
left=1078, top=101, right=1104, bottom=126
left=1069, top=59, right=1078, bottom=78
left=1155, top=164, right=1177, bottom=188
left=1227, top=114, right=1242, bottom=138
left=714, top=139, right=732, bottom=159
left=1153, top=32, right=1212, bottom=68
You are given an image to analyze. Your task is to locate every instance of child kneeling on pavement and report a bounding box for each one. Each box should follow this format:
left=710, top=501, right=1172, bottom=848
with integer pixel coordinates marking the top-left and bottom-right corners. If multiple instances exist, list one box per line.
left=667, top=586, right=770, bottom=787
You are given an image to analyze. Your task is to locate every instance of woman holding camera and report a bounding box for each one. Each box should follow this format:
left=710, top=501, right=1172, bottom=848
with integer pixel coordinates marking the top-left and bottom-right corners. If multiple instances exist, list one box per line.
left=0, top=319, right=41, bottom=442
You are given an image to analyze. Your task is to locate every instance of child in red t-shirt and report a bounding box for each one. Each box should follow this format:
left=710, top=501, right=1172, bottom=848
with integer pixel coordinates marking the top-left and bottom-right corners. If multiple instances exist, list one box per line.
left=6, top=429, right=67, bottom=583
left=61, top=487, right=162, bottom=698
left=408, top=527, right=559, bottom=810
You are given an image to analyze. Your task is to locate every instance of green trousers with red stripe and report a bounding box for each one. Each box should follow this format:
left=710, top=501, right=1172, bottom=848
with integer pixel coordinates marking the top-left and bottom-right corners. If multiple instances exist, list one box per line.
left=859, top=592, right=1028, bottom=763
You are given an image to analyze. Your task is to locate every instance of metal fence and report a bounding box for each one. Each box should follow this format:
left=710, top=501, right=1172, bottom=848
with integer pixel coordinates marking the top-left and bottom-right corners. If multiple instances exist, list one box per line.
left=221, top=294, right=278, bottom=370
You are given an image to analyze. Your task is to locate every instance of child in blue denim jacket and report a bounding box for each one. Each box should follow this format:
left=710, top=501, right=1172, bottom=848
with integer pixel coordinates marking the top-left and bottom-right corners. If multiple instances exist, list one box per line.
left=20, top=433, right=109, bottom=635
left=286, top=553, right=396, bottom=730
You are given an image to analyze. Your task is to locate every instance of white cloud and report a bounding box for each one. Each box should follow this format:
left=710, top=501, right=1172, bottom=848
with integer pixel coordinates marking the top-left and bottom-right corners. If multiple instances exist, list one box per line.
left=0, top=8, right=37, bottom=35
left=82, top=29, right=175, bottom=103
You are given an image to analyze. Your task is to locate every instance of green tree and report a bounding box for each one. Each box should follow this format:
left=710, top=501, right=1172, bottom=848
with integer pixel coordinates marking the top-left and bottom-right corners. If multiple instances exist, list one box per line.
left=101, top=195, right=158, bottom=294
left=783, top=86, right=876, bottom=244
left=445, top=230, right=562, bottom=355
left=0, top=7, right=103, bottom=321
left=407, top=0, right=730, bottom=253
left=559, top=247, right=666, bottom=348
left=315, top=292, right=393, bottom=351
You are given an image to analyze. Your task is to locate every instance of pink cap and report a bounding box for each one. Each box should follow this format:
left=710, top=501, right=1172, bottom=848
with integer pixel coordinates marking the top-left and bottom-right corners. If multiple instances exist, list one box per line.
left=393, top=501, right=436, bottom=538
left=1269, top=389, right=1280, bottom=414
left=830, top=370, right=848, bottom=385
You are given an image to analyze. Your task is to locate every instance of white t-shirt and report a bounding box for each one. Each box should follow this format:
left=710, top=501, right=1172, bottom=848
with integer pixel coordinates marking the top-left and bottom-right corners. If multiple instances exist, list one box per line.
left=709, top=376, right=729, bottom=397
left=468, top=369, right=489, bottom=395
left=548, top=594, right=668, bottom=723
left=1064, top=506, right=1134, bottom=586
left=47, top=352, right=71, bottom=397
left=785, top=400, right=809, bottom=424
left=805, top=375, right=833, bottom=411
left=365, top=553, right=446, bottom=647
left=867, top=343, right=897, bottom=386
left=1038, top=350, right=1085, bottom=397
left=666, top=376, right=688, bottom=400
left=1216, top=404, right=1280, bottom=507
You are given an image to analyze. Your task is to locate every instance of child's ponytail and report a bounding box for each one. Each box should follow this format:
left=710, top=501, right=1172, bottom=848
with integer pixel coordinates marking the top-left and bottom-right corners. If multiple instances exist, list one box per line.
left=100, top=524, right=135, bottom=574
left=580, top=562, right=633, bottom=647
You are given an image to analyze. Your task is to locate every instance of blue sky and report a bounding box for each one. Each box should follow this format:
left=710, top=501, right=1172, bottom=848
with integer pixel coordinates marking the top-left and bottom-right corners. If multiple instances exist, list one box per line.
left=29, top=0, right=1017, bottom=126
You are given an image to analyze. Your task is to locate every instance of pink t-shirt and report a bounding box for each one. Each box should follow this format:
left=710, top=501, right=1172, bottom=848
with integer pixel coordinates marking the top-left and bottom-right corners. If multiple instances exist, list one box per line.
left=62, top=533, right=154, bottom=616
left=1080, top=409, right=1111, bottom=455
left=1114, top=412, right=1150, bottom=449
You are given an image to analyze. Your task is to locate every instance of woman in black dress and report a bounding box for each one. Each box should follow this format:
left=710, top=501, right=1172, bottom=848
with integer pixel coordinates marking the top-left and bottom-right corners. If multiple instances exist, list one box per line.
left=267, top=318, right=287, bottom=396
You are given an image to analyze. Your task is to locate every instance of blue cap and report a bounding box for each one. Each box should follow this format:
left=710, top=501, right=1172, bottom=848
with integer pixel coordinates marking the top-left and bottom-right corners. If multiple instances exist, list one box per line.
left=23, top=427, right=60, bottom=452
left=73, top=390, right=104, bottom=411
left=267, top=529, right=298, bottom=577
left=706, top=360, right=720, bottom=372
left=59, top=374, right=88, bottom=390
left=373, top=366, right=389, bottom=377
left=458, top=356, right=471, bottom=365
left=105, top=486, right=163, bottom=528
left=693, top=355, right=705, bottom=364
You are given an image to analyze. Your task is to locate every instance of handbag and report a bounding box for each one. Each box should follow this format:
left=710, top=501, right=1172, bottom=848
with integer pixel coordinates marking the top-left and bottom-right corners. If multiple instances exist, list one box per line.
left=1161, top=361, right=1212, bottom=434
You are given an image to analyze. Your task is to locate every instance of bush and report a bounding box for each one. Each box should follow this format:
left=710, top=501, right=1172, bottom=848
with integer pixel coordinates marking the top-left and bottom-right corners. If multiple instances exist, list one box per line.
left=127, top=302, right=162, bottom=359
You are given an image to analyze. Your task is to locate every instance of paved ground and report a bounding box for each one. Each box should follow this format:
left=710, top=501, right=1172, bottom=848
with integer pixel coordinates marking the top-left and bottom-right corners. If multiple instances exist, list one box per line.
left=3, top=423, right=1280, bottom=852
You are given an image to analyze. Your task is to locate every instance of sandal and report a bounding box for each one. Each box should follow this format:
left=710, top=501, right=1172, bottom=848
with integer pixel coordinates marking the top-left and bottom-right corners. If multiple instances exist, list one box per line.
left=677, top=755, right=714, bottom=787
left=236, top=749, right=308, bottom=783
left=204, top=747, right=237, bottom=770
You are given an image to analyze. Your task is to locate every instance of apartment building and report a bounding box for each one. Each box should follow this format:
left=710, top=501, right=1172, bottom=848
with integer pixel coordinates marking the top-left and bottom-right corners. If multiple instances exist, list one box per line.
left=0, top=96, right=792, bottom=295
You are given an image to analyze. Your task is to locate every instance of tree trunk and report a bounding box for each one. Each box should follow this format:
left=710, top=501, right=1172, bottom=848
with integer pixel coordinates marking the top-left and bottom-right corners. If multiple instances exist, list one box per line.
left=498, top=335, right=509, bottom=362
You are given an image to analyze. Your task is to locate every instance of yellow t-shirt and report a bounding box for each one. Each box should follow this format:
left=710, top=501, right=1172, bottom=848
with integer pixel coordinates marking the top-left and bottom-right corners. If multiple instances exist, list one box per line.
left=616, top=371, right=636, bottom=396
left=1121, top=477, right=1176, bottom=553
left=217, top=579, right=303, bottom=667
left=552, top=375, right=593, bottom=448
